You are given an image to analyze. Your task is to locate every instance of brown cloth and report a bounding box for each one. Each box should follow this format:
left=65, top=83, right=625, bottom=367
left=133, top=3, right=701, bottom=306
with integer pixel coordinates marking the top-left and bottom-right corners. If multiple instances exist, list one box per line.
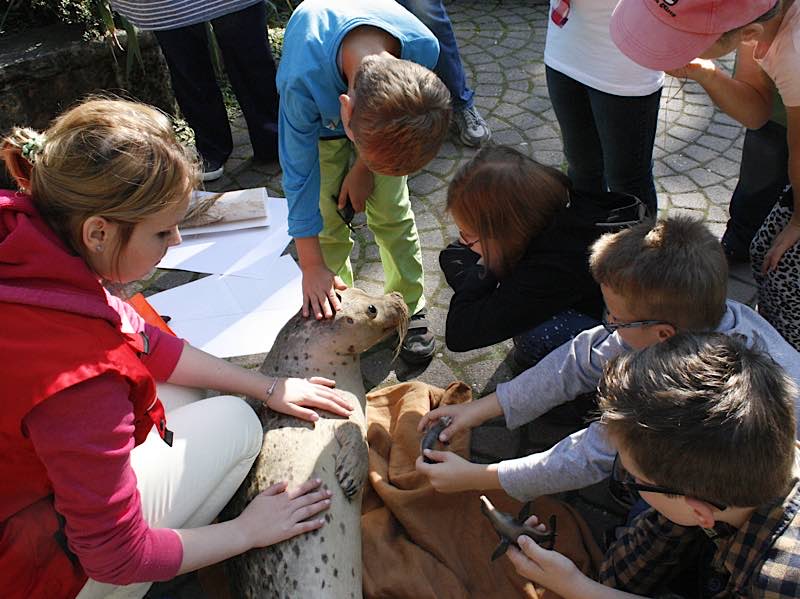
left=361, top=381, right=604, bottom=599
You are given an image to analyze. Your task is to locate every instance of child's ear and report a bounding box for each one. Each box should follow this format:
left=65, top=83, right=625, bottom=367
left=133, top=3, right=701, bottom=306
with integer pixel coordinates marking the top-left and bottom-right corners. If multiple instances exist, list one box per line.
left=684, top=497, right=717, bottom=528
left=81, top=216, right=111, bottom=253
left=339, top=93, right=355, bottom=141
left=739, top=23, right=765, bottom=43
left=656, top=323, right=676, bottom=341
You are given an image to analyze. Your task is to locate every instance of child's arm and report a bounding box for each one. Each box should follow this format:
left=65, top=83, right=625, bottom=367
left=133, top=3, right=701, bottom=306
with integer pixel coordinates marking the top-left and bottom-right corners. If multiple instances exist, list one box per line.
left=337, top=155, right=374, bottom=213
left=278, top=86, right=348, bottom=320
left=497, top=422, right=616, bottom=500
left=167, top=343, right=354, bottom=421
left=415, top=451, right=502, bottom=493
left=507, top=536, right=648, bottom=599
left=295, top=236, right=348, bottom=320
left=666, top=44, right=774, bottom=129
left=495, top=325, right=623, bottom=428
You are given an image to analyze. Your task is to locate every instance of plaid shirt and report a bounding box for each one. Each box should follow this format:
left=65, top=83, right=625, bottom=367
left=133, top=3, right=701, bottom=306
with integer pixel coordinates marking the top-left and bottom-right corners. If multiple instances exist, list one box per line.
left=599, top=473, right=800, bottom=598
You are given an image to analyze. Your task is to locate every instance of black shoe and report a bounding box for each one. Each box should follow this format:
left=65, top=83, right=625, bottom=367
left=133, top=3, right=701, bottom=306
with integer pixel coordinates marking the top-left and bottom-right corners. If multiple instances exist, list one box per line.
left=400, top=310, right=435, bottom=364
left=201, top=157, right=225, bottom=182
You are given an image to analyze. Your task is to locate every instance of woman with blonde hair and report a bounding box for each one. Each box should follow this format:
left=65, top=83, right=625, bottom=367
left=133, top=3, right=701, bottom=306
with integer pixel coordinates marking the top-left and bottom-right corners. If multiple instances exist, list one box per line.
left=440, top=145, right=644, bottom=368
left=0, top=98, right=352, bottom=599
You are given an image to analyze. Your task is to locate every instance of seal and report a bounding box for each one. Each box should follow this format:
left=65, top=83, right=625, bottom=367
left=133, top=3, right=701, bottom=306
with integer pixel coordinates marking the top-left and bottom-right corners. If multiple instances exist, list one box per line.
left=225, top=287, right=408, bottom=598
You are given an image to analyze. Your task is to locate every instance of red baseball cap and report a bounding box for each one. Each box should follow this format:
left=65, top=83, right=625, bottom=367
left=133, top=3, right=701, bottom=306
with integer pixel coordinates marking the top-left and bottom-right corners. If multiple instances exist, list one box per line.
left=610, top=0, right=779, bottom=71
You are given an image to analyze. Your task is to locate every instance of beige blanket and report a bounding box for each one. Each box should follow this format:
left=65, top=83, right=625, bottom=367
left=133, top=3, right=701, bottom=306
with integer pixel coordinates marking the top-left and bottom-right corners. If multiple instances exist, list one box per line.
left=362, top=381, right=603, bottom=599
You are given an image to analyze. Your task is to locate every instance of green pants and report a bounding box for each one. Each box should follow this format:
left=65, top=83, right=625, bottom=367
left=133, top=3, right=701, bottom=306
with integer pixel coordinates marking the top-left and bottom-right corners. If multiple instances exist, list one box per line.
left=318, top=138, right=425, bottom=315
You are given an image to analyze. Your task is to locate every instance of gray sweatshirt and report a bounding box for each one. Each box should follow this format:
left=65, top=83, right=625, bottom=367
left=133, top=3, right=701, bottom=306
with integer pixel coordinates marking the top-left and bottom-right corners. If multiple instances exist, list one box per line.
left=495, top=300, right=800, bottom=501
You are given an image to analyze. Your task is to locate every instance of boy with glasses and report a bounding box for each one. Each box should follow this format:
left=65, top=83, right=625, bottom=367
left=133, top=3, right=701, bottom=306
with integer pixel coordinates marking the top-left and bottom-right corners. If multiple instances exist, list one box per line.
left=507, top=333, right=800, bottom=598
left=416, top=216, right=800, bottom=501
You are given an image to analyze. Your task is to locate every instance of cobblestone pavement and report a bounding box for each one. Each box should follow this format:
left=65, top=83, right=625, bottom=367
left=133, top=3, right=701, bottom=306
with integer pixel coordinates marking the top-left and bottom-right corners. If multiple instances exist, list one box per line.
left=142, top=1, right=756, bottom=595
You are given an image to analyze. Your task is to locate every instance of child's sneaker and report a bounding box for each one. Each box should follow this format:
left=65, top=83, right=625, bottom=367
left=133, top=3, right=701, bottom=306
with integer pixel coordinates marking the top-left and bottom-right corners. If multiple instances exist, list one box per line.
left=453, top=105, right=491, bottom=147
left=201, top=157, right=225, bottom=182
left=400, top=310, right=435, bottom=364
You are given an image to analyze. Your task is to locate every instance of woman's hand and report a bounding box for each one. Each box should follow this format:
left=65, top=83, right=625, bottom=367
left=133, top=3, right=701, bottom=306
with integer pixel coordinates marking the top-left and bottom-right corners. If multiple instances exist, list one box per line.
left=415, top=450, right=499, bottom=493
left=266, top=377, right=354, bottom=421
left=761, top=217, right=800, bottom=273
left=237, top=479, right=331, bottom=548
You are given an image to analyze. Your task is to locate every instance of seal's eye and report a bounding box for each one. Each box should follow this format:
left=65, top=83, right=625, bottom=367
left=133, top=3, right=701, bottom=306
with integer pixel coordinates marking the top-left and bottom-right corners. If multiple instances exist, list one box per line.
left=367, top=304, right=377, bottom=318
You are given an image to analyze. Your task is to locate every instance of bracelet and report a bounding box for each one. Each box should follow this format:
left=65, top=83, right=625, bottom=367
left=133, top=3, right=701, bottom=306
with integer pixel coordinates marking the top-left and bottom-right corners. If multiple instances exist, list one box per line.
left=266, top=377, right=279, bottom=402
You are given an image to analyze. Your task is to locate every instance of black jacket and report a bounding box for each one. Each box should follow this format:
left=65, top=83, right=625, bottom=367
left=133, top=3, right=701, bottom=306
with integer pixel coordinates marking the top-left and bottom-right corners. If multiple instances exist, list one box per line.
left=439, top=190, right=645, bottom=351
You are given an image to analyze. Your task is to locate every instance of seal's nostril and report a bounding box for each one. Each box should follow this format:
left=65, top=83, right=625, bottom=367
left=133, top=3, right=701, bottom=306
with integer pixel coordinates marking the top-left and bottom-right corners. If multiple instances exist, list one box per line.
left=367, top=304, right=377, bottom=316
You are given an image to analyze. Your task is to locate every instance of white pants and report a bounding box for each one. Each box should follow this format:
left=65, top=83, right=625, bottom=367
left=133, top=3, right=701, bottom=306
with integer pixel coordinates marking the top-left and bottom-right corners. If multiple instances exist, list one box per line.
left=76, top=384, right=263, bottom=599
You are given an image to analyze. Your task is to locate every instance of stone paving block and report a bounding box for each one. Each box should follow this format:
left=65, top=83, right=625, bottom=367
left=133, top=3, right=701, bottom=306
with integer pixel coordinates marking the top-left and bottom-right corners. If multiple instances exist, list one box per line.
left=708, top=123, right=742, bottom=140
left=668, top=125, right=702, bottom=143
left=408, top=172, right=445, bottom=196
left=663, top=153, right=700, bottom=172
left=705, top=184, right=733, bottom=206
left=687, top=167, right=725, bottom=187
left=492, top=129, right=527, bottom=147
left=660, top=175, right=697, bottom=194
left=696, top=134, right=734, bottom=153
left=707, top=205, right=729, bottom=223
left=682, top=144, right=721, bottom=164
left=707, top=156, right=740, bottom=178
left=532, top=150, right=564, bottom=166
left=668, top=192, right=708, bottom=210
left=652, top=160, right=676, bottom=177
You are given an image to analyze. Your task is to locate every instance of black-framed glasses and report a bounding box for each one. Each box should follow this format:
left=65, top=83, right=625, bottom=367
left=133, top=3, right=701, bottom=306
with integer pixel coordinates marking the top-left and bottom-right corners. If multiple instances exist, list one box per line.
left=601, top=307, right=673, bottom=335
left=610, top=454, right=728, bottom=512
left=458, top=229, right=480, bottom=249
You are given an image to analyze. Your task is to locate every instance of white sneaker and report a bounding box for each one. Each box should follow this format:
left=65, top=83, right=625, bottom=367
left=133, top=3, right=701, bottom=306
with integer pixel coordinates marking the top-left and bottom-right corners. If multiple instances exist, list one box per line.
left=453, top=105, right=491, bottom=147
left=201, top=158, right=225, bottom=182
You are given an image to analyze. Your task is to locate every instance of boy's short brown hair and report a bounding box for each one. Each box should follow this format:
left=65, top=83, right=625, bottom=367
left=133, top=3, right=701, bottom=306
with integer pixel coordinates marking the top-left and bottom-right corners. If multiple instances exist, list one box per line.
left=349, top=55, right=451, bottom=176
left=599, top=332, right=797, bottom=507
left=589, top=216, right=727, bottom=331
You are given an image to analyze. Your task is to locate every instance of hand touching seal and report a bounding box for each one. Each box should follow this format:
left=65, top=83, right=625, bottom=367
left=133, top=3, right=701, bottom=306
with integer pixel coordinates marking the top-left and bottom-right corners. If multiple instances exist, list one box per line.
left=266, top=377, right=354, bottom=421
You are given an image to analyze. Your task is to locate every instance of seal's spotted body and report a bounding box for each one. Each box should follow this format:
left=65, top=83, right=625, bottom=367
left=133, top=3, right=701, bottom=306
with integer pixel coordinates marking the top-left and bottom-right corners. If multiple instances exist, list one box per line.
left=225, top=288, right=408, bottom=598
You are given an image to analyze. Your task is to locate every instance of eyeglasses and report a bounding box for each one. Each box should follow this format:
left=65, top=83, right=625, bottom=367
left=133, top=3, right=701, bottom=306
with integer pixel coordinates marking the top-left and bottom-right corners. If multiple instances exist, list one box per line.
left=610, top=454, right=728, bottom=512
left=601, top=307, right=673, bottom=335
left=458, top=229, right=480, bottom=249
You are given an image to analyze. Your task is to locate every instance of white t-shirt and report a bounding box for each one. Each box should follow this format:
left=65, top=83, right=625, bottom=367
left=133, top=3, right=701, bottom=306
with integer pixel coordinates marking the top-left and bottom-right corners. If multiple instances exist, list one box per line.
left=544, top=0, right=664, bottom=96
left=755, top=0, right=800, bottom=107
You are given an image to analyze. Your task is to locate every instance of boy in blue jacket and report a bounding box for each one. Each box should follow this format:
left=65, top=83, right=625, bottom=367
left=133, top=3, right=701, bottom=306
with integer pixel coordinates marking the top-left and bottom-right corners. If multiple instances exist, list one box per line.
left=277, top=0, right=451, bottom=363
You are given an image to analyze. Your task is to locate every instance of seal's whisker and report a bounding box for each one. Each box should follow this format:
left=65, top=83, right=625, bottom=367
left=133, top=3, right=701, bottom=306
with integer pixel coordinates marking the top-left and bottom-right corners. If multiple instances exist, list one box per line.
left=392, top=312, right=409, bottom=360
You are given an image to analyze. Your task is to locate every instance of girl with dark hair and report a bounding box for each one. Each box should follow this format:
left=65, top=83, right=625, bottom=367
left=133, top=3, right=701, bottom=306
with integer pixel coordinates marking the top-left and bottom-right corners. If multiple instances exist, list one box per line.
left=440, top=145, right=644, bottom=368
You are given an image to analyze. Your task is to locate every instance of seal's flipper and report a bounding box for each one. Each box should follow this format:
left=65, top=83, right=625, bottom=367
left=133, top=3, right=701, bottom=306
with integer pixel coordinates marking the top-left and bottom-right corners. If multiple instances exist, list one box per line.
left=491, top=540, right=509, bottom=561
left=334, top=421, right=369, bottom=499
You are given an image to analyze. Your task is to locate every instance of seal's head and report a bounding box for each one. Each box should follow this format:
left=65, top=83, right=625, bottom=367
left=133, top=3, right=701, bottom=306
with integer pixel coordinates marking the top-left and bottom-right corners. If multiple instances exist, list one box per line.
left=329, top=288, right=408, bottom=355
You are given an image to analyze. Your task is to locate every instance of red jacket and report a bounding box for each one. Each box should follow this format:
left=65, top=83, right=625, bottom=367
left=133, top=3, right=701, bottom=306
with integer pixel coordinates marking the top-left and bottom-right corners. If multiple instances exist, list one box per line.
left=0, top=191, right=174, bottom=597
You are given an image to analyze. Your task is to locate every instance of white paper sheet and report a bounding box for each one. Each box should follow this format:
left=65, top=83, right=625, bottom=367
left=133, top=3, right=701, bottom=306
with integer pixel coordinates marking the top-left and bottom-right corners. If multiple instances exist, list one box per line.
left=158, top=196, right=291, bottom=279
left=181, top=188, right=270, bottom=236
left=147, top=255, right=302, bottom=358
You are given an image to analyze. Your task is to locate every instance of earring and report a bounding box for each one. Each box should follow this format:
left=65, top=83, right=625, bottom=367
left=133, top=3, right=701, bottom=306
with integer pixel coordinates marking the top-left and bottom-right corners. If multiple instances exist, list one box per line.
left=96, top=244, right=104, bottom=252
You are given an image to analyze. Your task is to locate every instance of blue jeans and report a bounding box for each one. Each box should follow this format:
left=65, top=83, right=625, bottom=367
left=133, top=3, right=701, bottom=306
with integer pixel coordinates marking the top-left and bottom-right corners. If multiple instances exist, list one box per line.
left=395, top=0, right=474, bottom=109
left=722, top=121, right=789, bottom=261
left=546, top=66, right=661, bottom=216
left=513, top=309, right=599, bottom=367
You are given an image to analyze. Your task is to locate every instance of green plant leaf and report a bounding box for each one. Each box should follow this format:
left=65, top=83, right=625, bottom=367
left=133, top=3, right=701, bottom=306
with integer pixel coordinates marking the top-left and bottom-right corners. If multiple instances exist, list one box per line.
left=119, top=14, right=144, bottom=76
